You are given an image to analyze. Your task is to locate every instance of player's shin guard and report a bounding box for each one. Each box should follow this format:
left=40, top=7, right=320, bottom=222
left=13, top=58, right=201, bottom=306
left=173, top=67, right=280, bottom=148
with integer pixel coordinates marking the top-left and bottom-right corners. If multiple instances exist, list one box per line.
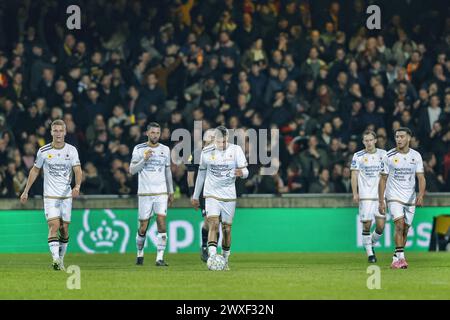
left=136, top=232, right=146, bottom=257
left=362, top=231, right=373, bottom=256
left=208, top=241, right=217, bottom=256
left=59, top=236, right=69, bottom=260
left=156, top=233, right=167, bottom=261
left=222, top=245, right=230, bottom=262
left=371, top=230, right=382, bottom=245
left=48, top=237, right=60, bottom=260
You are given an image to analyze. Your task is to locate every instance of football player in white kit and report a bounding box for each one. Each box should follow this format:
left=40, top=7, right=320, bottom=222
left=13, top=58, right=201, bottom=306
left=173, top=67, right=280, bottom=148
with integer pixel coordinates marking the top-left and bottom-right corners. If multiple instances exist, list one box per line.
left=20, top=120, right=82, bottom=270
left=130, top=122, right=174, bottom=267
left=191, top=126, right=248, bottom=270
left=378, top=127, right=426, bottom=269
left=351, top=130, right=387, bottom=263
left=186, top=128, right=219, bottom=262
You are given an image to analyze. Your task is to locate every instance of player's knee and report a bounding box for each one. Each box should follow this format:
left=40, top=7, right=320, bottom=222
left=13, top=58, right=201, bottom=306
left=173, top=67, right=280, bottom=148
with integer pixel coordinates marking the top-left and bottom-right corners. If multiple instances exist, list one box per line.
left=208, top=217, right=219, bottom=230
left=375, top=227, right=384, bottom=234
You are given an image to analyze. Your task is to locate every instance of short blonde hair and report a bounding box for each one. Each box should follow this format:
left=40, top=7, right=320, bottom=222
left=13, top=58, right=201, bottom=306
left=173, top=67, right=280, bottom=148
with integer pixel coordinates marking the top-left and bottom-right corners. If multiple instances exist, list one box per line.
left=51, top=119, right=66, bottom=128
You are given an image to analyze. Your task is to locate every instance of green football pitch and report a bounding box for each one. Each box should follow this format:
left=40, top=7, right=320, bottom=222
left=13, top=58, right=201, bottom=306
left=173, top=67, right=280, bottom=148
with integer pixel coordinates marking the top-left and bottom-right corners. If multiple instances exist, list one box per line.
left=0, top=253, right=449, bottom=299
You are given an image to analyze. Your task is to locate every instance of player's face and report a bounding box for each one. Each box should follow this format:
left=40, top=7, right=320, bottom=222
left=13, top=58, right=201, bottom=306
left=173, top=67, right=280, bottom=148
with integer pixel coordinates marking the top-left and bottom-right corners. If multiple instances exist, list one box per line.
left=362, top=135, right=376, bottom=151
left=395, top=131, right=410, bottom=149
left=215, top=135, right=228, bottom=150
left=147, top=127, right=161, bottom=144
left=51, top=125, right=66, bottom=143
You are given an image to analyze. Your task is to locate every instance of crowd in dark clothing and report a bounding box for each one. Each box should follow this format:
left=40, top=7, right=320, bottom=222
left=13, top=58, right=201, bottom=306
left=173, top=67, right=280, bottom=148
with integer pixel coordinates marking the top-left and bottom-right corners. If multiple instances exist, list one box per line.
left=0, top=0, right=449, bottom=198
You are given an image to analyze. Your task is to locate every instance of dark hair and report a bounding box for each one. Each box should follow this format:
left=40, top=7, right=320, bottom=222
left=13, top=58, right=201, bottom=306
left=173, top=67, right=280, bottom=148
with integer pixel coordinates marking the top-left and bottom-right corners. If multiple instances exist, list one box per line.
left=147, top=72, right=158, bottom=79
left=362, top=130, right=377, bottom=139
left=395, top=127, right=413, bottom=136
left=215, top=125, right=228, bottom=137
left=147, top=122, right=160, bottom=130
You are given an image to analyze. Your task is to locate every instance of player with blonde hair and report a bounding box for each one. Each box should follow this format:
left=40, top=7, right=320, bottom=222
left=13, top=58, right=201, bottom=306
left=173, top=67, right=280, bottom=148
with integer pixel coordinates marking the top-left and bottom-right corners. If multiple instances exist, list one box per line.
left=20, top=120, right=82, bottom=270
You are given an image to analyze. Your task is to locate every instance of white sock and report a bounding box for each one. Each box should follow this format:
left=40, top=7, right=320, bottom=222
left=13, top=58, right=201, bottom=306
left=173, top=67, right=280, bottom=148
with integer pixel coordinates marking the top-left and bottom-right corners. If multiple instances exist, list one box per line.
left=392, top=253, right=398, bottom=262
left=371, top=231, right=382, bottom=245
left=363, top=233, right=373, bottom=256
left=59, top=237, right=69, bottom=261
left=156, top=233, right=167, bottom=261
left=208, top=245, right=217, bottom=256
left=136, top=232, right=146, bottom=257
left=396, top=249, right=405, bottom=260
left=48, top=239, right=60, bottom=260
left=222, top=249, right=230, bottom=262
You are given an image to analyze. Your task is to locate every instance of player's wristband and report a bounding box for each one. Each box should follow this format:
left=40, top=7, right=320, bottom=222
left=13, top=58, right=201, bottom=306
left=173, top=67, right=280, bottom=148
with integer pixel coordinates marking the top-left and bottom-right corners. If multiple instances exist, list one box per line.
left=188, top=186, right=195, bottom=197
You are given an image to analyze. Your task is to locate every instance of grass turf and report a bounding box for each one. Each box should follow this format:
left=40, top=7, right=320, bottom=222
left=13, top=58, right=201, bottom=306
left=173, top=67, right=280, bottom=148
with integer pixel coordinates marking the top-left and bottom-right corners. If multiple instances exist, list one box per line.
left=0, top=252, right=449, bottom=299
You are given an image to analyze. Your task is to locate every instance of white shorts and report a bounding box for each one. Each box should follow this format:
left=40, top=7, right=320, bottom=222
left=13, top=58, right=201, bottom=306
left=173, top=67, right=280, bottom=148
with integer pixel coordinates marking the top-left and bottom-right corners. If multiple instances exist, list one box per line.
left=138, top=195, right=168, bottom=221
left=44, top=198, right=72, bottom=223
left=205, top=197, right=236, bottom=225
left=388, top=201, right=415, bottom=226
left=359, top=200, right=385, bottom=222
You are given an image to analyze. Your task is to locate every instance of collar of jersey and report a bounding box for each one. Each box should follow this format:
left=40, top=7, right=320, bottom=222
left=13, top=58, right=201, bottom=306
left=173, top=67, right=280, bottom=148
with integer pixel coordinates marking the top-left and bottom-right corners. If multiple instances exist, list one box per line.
left=395, top=147, right=410, bottom=154
left=51, top=142, right=65, bottom=150
left=147, top=142, right=159, bottom=148
left=215, top=143, right=229, bottom=151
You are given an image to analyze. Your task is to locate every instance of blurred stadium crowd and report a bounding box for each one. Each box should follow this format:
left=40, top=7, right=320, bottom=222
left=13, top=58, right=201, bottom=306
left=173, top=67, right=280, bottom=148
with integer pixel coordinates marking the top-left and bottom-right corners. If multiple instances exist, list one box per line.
left=0, top=0, right=449, bottom=198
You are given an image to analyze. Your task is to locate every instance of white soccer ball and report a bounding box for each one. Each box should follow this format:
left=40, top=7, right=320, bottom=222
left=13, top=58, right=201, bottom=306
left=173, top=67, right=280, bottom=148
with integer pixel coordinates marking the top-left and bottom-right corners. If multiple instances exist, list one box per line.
left=207, top=254, right=227, bottom=271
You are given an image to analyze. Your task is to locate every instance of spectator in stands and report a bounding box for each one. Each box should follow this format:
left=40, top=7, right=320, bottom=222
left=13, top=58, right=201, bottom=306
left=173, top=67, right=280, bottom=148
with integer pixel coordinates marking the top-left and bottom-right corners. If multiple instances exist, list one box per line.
left=308, top=168, right=335, bottom=193
left=0, top=0, right=447, bottom=198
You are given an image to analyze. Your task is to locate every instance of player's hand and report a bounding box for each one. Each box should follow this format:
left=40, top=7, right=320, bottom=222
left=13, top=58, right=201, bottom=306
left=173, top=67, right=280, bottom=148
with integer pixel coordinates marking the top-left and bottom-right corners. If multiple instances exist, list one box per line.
left=352, top=194, right=359, bottom=204
left=416, top=195, right=424, bottom=207
left=72, top=185, right=80, bottom=198
left=191, top=198, right=199, bottom=211
left=20, top=192, right=28, bottom=204
left=168, top=193, right=174, bottom=207
left=234, top=169, right=243, bottom=177
left=144, top=149, right=154, bottom=161
left=378, top=201, right=386, bottom=215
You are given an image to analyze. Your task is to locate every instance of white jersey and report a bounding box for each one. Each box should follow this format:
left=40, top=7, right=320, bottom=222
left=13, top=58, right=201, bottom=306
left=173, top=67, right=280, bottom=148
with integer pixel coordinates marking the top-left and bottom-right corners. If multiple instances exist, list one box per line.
left=131, top=142, right=171, bottom=195
left=34, top=143, right=80, bottom=198
left=350, top=148, right=387, bottom=199
left=381, top=148, right=424, bottom=205
left=199, top=143, right=248, bottom=201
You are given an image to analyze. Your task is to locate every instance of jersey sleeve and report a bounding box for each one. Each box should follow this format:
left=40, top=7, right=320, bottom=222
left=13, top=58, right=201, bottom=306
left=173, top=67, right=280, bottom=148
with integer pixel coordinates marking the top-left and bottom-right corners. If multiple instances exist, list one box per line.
left=350, top=154, right=359, bottom=171
left=416, top=153, right=424, bottom=174
left=165, top=146, right=171, bottom=167
left=131, top=146, right=142, bottom=164
left=380, top=155, right=389, bottom=175
left=199, top=151, right=207, bottom=171
left=34, top=148, right=45, bottom=169
left=71, top=147, right=81, bottom=167
left=236, top=146, right=248, bottom=168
